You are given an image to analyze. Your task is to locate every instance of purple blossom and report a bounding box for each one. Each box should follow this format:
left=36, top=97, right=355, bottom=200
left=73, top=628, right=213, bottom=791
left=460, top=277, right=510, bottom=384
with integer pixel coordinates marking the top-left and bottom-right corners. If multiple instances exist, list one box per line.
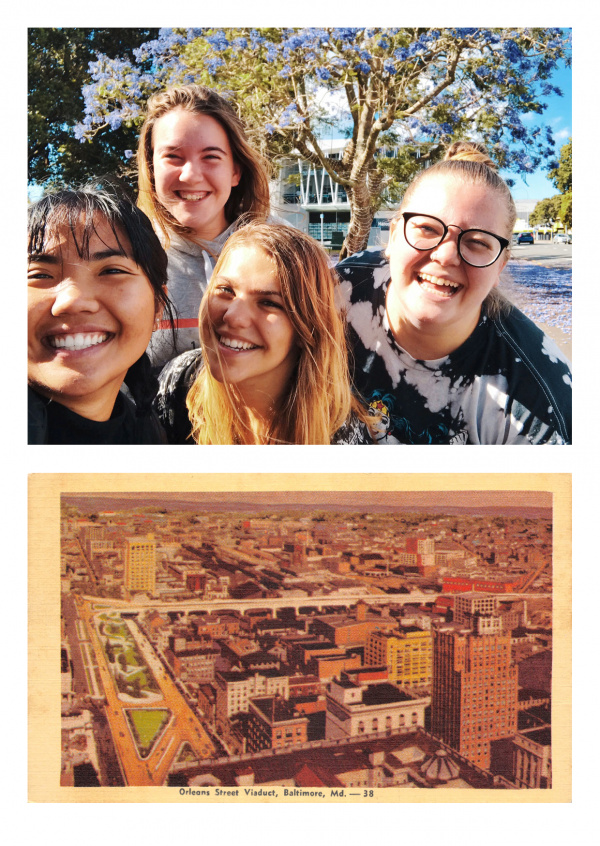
left=266, top=44, right=279, bottom=63
left=502, top=40, right=523, bottom=63
left=205, top=56, right=225, bottom=76
left=106, top=112, right=123, bottom=130
left=453, top=28, right=478, bottom=39
left=355, top=61, right=371, bottom=75
left=249, top=30, right=266, bottom=49
left=283, top=35, right=305, bottom=52
left=316, top=67, right=332, bottom=81
left=206, top=31, right=230, bottom=52
left=331, top=28, right=358, bottom=42
left=279, top=104, right=300, bottom=127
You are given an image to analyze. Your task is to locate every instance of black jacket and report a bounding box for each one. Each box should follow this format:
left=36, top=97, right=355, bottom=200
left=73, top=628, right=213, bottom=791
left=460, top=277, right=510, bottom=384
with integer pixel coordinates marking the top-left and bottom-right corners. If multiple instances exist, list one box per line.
left=28, top=387, right=167, bottom=445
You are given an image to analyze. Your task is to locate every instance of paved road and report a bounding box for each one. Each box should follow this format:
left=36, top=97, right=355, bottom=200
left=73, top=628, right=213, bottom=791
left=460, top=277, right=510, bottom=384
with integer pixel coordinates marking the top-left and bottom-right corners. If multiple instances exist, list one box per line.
left=76, top=598, right=217, bottom=786
left=510, top=242, right=571, bottom=266
left=332, top=241, right=572, bottom=268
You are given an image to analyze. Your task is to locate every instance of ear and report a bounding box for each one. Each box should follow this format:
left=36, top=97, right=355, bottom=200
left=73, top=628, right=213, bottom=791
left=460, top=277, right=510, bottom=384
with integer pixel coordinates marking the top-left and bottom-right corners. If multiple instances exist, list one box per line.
left=155, top=286, right=168, bottom=320
left=384, top=218, right=401, bottom=258
left=231, top=160, right=242, bottom=188
left=493, top=252, right=509, bottom=287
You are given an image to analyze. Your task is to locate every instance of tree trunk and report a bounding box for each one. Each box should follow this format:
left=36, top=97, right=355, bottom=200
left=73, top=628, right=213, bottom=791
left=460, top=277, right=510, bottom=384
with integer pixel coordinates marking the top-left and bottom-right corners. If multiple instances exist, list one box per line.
left=337, top=173, right=379, bottom=261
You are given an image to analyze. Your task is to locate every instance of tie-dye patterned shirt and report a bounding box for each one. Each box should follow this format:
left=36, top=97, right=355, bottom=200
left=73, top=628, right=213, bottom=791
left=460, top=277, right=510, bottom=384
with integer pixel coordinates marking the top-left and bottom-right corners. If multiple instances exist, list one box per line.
left=337, top=250, right=572, bottom=445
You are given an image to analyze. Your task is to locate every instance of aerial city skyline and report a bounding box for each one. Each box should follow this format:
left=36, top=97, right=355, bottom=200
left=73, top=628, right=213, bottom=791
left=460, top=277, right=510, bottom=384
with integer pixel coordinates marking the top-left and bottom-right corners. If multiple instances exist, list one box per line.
left=57, top=490, right=555, bottom=794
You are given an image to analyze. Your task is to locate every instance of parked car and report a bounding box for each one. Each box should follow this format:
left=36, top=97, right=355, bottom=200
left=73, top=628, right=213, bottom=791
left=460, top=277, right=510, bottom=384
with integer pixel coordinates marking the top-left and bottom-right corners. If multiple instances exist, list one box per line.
left=553, top=233, right=571, bottom=244
left=517, top=232, right=534, bottom=245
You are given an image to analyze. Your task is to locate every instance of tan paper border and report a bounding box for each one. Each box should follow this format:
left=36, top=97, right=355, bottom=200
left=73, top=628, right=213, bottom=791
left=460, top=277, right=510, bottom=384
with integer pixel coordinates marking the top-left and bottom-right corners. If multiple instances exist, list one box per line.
left=29, top=473, right=571, bottom=803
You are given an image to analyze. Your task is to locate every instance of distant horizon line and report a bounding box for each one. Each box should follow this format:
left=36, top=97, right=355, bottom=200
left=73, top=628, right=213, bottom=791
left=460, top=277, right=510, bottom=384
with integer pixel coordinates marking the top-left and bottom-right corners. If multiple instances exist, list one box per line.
left=61, top=490, right=552, bottom=513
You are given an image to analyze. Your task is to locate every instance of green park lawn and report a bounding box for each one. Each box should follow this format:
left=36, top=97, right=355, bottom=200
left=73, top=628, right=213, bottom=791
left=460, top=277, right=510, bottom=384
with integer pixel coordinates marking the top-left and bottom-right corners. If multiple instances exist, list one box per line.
left=126, top=709, right=170, bottom=758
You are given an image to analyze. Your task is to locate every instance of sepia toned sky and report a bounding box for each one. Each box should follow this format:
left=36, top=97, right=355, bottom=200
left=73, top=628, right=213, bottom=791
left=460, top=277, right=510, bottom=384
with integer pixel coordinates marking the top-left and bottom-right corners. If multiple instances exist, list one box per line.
left=62, top=489, right=552, bottom=511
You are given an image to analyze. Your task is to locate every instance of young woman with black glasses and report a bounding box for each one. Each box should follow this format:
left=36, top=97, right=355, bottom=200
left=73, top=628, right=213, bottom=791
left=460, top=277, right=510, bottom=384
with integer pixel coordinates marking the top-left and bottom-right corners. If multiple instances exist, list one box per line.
left=336, top=142, right=572, bottom=444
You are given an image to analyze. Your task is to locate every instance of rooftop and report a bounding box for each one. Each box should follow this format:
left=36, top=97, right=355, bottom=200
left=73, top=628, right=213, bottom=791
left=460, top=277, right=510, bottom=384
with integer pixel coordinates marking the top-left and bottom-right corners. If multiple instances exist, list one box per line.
left=169, top=728, right=509, bottom=790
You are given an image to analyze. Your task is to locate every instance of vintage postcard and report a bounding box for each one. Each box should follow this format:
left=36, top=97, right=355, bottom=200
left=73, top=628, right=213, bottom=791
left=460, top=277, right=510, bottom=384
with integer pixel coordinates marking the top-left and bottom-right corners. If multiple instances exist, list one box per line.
left=28, top=473, right=570, bottom=803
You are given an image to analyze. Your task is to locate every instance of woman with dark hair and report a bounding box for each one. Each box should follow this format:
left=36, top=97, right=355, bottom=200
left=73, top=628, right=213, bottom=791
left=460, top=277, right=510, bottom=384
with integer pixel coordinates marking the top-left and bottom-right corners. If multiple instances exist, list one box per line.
left=137, top=84, right=272, bottom=368
left=337, top=141, right=572, bottom=444
left=28, top=186, right=174, bottom=444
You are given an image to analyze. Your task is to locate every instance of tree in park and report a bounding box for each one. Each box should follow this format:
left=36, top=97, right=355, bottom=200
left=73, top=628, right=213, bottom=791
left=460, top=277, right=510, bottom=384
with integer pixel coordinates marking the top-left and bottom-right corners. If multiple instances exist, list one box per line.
left=73, top=27, right=570, bottom=258
left=549, top=138, right=572, bottom=229
left=529, top=195, right=562, bottom=227
left=530, top=138, right=572, bottom=230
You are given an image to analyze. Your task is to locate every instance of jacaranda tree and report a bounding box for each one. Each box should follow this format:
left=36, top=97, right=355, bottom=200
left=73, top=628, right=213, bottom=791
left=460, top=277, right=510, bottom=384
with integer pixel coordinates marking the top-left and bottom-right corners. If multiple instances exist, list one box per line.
left=28, top=28, right=159, bottom=190
left=74, top=27, right=571, bottom=258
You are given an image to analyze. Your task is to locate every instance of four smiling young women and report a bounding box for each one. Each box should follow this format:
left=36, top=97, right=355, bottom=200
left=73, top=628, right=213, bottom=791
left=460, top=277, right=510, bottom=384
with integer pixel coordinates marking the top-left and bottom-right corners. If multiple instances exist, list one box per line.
left=27, top=87, right=572, bottom=445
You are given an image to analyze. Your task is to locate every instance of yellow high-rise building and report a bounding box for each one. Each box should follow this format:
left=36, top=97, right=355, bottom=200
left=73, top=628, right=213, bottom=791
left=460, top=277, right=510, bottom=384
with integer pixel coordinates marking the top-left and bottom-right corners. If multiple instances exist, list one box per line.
left=365, top=627, right=433, bottom=686
left=124, top=534, right=156, bottom=595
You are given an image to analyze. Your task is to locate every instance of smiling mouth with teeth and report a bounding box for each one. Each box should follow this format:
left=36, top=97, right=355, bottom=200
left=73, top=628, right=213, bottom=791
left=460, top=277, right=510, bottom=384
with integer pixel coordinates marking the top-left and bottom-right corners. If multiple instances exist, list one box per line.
left=417, top=272, right=462, bottom=295
left=47, top=332, right=111, bottom=352
left=177, top=191, right=210, bottom=201
left=218, top=335, right=260, bottom=352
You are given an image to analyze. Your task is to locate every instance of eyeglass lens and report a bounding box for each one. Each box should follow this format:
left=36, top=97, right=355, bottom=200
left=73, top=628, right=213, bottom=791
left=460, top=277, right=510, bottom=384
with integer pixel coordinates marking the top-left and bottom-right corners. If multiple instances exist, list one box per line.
left=405, top=215, right=502, bottom=267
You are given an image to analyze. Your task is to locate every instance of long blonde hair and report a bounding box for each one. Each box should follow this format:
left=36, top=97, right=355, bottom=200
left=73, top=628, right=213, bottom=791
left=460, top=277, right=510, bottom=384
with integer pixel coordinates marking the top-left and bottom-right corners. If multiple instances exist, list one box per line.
left=137, top=85, right=270, bottom=246
left=186, top=223, right=362, bottom=444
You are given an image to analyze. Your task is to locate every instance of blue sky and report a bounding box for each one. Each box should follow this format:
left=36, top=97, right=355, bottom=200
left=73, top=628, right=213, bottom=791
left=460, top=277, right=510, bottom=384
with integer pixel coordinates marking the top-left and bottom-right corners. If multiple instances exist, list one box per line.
left=502, top=60, right=572, bottom=201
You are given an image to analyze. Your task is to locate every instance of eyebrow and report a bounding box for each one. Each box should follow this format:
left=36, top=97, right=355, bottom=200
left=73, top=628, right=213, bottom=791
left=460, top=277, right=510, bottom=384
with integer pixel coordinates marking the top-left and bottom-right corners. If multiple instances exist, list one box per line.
left=215, top=277, right=283, bottom=297
left=158, top=144, right=228, bottom=155
left=251, top=288, right=284, bottom=297
left=28, top=248, right=130, bottom=263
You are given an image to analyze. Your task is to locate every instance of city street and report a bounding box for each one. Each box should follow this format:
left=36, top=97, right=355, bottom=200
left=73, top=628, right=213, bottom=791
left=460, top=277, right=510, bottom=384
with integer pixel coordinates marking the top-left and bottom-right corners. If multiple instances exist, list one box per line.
left=74, top=598, right=217, bottom=786
left=510, top=241, right=572, bottom=266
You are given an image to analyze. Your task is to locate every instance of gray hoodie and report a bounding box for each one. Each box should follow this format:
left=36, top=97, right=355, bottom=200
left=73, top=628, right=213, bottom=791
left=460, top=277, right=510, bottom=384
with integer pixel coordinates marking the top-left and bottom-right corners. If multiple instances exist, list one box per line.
left=147, top=223, right=236, bottom=369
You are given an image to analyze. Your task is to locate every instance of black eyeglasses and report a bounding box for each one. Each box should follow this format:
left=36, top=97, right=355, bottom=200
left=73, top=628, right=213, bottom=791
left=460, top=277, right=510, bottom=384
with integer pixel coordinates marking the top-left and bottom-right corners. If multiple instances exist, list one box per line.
left=402, top=212, right=509, bottom=268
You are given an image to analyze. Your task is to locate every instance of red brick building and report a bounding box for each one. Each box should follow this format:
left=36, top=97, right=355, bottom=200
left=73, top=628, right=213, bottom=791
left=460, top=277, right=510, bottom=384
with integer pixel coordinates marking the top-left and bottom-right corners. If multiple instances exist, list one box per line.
left=432, top=623, right=518, bottom=770
left=246, top=696, right=308, bottom=753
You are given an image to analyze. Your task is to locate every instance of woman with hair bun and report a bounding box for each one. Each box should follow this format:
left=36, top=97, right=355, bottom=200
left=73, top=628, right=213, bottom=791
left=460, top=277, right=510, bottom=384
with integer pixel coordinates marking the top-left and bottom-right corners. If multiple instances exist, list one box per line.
left=137, top=84, right=271, bottom=369
left=155, top=222, right=371, bottom=445
left=337, top=141, right=572, bottom=444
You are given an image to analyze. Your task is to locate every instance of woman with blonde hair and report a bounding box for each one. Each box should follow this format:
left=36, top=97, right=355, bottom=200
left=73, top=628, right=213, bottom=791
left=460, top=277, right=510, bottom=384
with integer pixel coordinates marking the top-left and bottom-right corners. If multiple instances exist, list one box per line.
left=137, top=84, right=271, bottom=368
left=155, top=222, right=371, bottom=444
left=337, top=141, right=572, bottom=444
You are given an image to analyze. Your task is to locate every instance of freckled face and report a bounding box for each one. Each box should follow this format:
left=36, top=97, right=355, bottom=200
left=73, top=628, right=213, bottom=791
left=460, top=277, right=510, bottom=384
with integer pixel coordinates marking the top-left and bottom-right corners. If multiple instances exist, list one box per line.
left=386, top=174, right=509, bottom=350
left=203, top=244, right=299, bottom=405
left=27, top=219, right=159, bottom=420
left=153, top=108, right=241, bottom=240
